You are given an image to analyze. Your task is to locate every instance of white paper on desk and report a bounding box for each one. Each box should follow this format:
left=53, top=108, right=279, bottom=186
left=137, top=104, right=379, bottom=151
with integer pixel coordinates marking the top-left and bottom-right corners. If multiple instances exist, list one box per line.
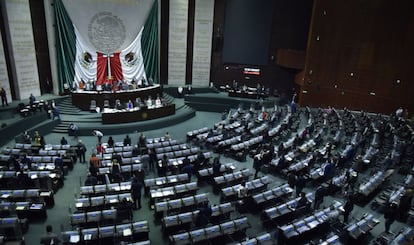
left=84, top=234, right=92, bottom=240
left=70, top=235, right=80, bottom=243
left=123, top=228, right=132, bottom=236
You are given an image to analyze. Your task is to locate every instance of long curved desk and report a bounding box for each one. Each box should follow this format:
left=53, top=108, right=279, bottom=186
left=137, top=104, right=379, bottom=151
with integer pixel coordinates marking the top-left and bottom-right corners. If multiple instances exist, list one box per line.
left=71, top=85, right=162, bottom=110
left=101, top=104, right=176, bottom=124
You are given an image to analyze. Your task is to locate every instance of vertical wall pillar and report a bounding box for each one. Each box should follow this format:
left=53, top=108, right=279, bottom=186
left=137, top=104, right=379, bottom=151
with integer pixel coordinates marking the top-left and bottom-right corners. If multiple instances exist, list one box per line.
left=192, top=0, right=214, bottom=87
left=168, top=0, right=189, bottom=86
left=43, top=0, right=59, bottom=95
left=0, top=31, right=12, bottom=103
left=1, top=0, right=40, bottom=99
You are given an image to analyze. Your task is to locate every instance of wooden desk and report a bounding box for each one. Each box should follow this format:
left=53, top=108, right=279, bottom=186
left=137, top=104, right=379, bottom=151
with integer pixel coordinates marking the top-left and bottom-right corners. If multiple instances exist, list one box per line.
left=71, top=85, right=162, bottom=110
left=101, top=104, right=175, bottom=124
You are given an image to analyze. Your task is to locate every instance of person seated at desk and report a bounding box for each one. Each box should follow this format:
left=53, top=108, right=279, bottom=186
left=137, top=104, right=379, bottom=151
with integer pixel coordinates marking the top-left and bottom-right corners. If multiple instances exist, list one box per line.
left=103, top=82, right=112, bottom=91
left=134, top=97, right=142, bottom=108
left=137, top=78, right=143, bottom=88
left=195, top=202, right=212, bottom=227
left=127, top=100, right=134, bottom=110
left=195, top=152, right=206, bottom=169
left=142, top=77, right=149, bottom=87
left=78, top=81, right=85, bottom=91
left=85, top=173, right=98, bottom=186
left=131, top=80, right=137, bottom=90
left=85, top=81, right=91, bottom=91
left=146, top=96, right=153, bottom=107
left=115, top=100, right=123, bottom=110
left=148, top=77, right=154, bottom=86
left=296, top=192, right=310, bottom=210
left=237, top=185, right=249, bottom=199
left=21, top=154, right=32, bottom=170
left=9, top=155, right=21, bottom=172
left=17, top=170, right=30, bottom=188
left=155, top=95, right=162, bottom=107
left=23, top=131, right=31, bottom=144
left=112, top=80, right=121, bottom=91
left=120, top=81, right=129, bottom=90
left=117, top=198, right=133, bottom=221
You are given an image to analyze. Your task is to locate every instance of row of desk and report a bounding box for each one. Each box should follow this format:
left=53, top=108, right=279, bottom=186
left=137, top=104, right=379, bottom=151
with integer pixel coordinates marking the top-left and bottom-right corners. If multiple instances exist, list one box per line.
left=220, top=176, right=270, bottom=202
left=61, top=220, right=149, bottom=244
left=75, top=193, right=132, bottom=211
left=230, top=135, right=263, bottom=152
left=161, top=202, right=235, bottom=233
left=144, top=173, right=189, bottom=195
left=0, top=189, right=54, bottom=207
left=155, top=193, right=208, bottom=217
left=347, top=213, right=380, bottom=240
left=278, top=201, right=343, bottom=244
left=252, top=183, right=293, bottom=209
left=214, top=169, right=252, bottom=189
left=146, top=138, right=178, bottom=148
left=0, top=201, right=47, bottom=220
left=155, top=143, right=189, bottom=154
left=150, top=182, right=198, bottom=204
left=101, top=103, right=176, bottom=124
left=70, top=209, right=118, bottom=228
left=233, top=233, right=273, bottom=245
left=156, top=148, right=200, bottom=162
left=262, top=192, right=314, bottom=226
left=197, top=163, right=235, bottom=182
left=71, top=84, right=162, bottom=110
left=80, top=182, right=132, bottom=197
left=165, top=152, right=212, bottom=168
left=169, top=217, right=250, bottom=245
left=186, top=127, right=209, bottom=141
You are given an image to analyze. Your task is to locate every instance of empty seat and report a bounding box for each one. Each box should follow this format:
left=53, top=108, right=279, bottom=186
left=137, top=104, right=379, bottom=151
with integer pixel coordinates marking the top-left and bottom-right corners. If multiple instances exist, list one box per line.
left=90, top=100, right=97, bottom=111
left=70, top=213, right=86, bottom=226
left=103, top=100, right=110, bottom=108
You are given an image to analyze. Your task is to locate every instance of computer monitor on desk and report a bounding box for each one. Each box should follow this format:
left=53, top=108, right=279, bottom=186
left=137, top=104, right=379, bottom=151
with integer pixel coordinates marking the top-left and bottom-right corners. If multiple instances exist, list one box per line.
left=99, top=225, right=115, bottom=238
left=61, top=230, right=80, bottom=244
left=102, top=209, right=117, bottom=221
left=118, top=193, right=132, bottom=202
left=80, top=186, right=94, bottom=195
left=75, top=198, right=90, bottom=209
left=105, top=195, right=119, bottom=205
left=81, top=228, right=98, bottom=241
left=70, top=213, right=86, bottom=226
left=107, top=183, right=121, bottom=192
left=94, top=184, right=107, bottom=194
left=87, top=211, right=101, bottom=223
left=116, top=223, right=132, bottom=237
left=90, top=196, right=104, bottom=207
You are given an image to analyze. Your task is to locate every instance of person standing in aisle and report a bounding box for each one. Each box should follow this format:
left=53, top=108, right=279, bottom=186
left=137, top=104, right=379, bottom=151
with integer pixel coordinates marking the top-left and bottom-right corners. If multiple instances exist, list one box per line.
left=0, top=87, right=8, bottom=107
left=93, top=129, right=104, bottom=143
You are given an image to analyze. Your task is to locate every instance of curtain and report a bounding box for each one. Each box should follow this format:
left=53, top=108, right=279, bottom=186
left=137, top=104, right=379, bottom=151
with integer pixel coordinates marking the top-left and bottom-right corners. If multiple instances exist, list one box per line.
left=110, top=53, right=124, bottom=82
left=54, top=0, right=76, bottom=93
left=141, top=0, right=159, bottom=84
left=96, top=53, right=108, bottom=86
